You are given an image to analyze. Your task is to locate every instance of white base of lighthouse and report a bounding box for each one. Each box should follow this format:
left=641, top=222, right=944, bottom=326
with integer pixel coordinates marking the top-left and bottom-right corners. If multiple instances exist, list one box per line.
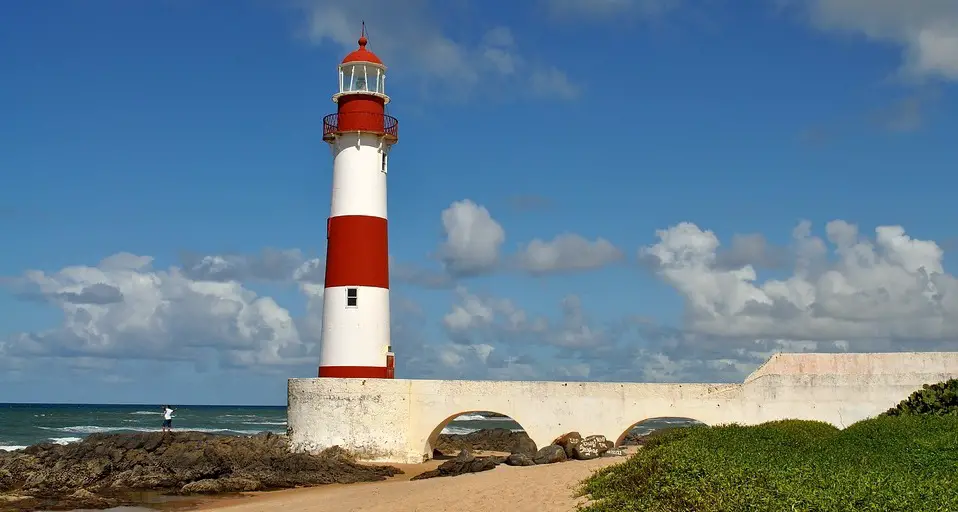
left=318, top=285, right=391, bottom=375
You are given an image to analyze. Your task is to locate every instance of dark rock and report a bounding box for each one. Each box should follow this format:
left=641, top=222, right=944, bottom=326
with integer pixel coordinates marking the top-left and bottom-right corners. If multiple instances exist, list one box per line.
left=602, top=447, right=628, bottom=457
left=434, top=428, right=536, bottom=457
left=0, top=432, right=401, bottom=510
left=505, top=453, right=536, bottom=466
left=572, top=435, right=607, bottom=460
left=532, top=445, right=567, bottom=465
left=180, top=477, right=262, bottom=494
left=588, top=435, right=610, bottom=455
left=411, top=449, right=501, bottom=480
left=554, top=432, right=582, bottom=458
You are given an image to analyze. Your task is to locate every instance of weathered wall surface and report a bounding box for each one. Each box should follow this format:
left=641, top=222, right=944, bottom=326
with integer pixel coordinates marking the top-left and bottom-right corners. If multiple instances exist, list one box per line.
left=287, top=352, right=958, bottom=464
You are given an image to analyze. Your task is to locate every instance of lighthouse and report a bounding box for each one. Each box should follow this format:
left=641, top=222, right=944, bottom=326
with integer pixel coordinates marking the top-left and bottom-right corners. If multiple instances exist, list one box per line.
left=318, top=27, right=397, bottom=379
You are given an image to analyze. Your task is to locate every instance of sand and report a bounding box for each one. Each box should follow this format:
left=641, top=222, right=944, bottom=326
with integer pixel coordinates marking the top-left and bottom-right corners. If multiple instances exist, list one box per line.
left=198, top=451, right=631, bottom=512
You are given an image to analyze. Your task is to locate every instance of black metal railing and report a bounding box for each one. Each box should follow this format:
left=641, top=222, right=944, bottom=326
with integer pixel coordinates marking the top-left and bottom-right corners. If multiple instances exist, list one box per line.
left=323, top=112, right=399, bottom=140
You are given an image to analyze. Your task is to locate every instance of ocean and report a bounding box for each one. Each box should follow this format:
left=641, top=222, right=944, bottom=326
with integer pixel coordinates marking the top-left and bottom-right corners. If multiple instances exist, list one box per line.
left=0, top=403, right=698, bottom=451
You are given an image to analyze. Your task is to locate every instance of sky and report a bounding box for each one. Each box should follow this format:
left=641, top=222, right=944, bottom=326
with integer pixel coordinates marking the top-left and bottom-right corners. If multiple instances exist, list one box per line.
left=2, top=0, right=957, bottom=406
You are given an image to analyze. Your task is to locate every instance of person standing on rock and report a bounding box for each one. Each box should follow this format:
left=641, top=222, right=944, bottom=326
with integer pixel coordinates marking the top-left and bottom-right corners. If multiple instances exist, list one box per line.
left=161, top=405, right=176, bottom=432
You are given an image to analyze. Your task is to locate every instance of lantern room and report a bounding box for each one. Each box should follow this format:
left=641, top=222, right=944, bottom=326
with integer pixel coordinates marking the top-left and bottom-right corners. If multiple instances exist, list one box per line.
left=324, top=30, right=398, bottom=143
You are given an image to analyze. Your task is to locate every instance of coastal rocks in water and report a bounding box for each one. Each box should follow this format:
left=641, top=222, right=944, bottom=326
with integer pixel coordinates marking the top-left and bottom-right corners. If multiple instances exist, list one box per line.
left=411, top=450, right=502, bottom=480
left=0, top=432, right=401, bottom=511
left=554, top=432, right=582, bottom=458
left=572, top=435, right=610, bottom=461
left=532, top=445, right=567, bottom=465
left=504, top=453, right=536, bottom=466
left=434, top=428, right=536, bottom=457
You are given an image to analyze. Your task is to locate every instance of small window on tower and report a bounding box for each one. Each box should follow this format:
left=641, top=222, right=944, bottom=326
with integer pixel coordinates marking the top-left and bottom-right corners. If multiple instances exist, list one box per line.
left=346, top=288, right=358, bottom=308
left=381, top=153, right=387, bottom=171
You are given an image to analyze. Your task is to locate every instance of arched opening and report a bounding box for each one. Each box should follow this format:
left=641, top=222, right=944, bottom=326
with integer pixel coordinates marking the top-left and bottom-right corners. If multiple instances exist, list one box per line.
left=425, top=411, right=536, bottom=460
left=615, top=417, right=706, bottom=447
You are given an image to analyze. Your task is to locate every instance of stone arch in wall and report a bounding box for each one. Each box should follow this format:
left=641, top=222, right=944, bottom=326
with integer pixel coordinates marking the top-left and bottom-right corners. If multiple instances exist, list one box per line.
left=423, top=410, right=535, bottom=459
left=614, top=416, right=708, bottom=447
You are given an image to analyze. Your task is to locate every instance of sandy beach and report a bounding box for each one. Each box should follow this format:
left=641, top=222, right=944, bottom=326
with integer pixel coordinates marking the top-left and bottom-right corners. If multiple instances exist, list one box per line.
left=197, top=451, right=630, bottom=512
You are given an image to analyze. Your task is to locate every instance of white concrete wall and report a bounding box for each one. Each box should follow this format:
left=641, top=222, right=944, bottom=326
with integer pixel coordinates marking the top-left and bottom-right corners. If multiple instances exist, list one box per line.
left=288, top=352, right=958, bottom=464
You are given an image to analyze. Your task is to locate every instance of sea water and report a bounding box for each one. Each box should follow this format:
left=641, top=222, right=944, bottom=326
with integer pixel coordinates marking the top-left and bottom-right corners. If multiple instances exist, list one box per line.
left=1, top=403, right=698, bottom=451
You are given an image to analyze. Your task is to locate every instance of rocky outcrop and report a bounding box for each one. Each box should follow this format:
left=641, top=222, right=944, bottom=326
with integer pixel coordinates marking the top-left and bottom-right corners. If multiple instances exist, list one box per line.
left=554, top=432, right=582, bottom=458
left=572, top=435, right=610, bottom=460
left=532, top=445, right=568, bottom=464
left=0, top=432, right=400, bottom=511
left=505, top=453, right=536, bottom=466
left=434, top=428, right=536, bottom=456
left=411, top=450, right=503, bottom=480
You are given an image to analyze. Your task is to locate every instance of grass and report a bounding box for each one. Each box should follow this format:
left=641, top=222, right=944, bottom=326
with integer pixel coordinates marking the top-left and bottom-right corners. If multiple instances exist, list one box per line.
left=579, top=416, right=958, bottom=511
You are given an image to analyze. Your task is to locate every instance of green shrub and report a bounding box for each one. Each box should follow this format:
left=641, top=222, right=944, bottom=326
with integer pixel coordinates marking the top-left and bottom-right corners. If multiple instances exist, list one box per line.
left=882, top=379, right=958, bottom=417
left=579, top=416, right=958, bottom=512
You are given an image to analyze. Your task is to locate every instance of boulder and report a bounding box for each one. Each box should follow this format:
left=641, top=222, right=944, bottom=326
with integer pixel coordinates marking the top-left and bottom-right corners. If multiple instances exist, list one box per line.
left=434, top=428, right=536, bottom=457
left=505, top=453, right=536, bottom=466
left=411, top=449, right=501, bottom=480
left=602, top=447, right=628, bottom=457
left=532, top=445, right=567, bottom=465
left=0, top=432, right=402, bottom=510
left=572, top=435, right=607, bottom=460
left=554, top=432, right=582, bottom=458
left=180, top=477, right=262, bottom=494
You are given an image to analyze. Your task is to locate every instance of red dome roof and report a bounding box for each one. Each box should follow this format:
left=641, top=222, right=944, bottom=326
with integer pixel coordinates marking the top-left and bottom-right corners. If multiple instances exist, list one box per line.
left=342, top=35, right=382, bottom=65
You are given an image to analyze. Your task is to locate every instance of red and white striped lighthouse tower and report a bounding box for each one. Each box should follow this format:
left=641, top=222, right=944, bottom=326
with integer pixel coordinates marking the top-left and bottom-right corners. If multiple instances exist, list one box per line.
left=318, top=26, right=397, bottom=379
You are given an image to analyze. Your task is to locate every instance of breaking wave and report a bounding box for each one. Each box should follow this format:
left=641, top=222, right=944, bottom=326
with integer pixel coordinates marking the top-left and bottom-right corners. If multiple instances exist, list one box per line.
left=38, top=425, right=275, bottom=435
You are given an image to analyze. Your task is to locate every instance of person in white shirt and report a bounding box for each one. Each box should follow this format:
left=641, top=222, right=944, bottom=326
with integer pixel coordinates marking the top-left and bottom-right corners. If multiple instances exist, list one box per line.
left=161, top=405, right=176, bottom=432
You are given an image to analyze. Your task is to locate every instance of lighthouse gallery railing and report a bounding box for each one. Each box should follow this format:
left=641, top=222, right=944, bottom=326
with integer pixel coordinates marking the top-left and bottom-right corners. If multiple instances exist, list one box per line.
left=323, top=112, right=399, bottom=139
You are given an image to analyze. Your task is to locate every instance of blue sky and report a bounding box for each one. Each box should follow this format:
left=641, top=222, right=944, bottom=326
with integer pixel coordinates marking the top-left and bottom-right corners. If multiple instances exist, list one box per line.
left=2, top=0, right=957, bottom=405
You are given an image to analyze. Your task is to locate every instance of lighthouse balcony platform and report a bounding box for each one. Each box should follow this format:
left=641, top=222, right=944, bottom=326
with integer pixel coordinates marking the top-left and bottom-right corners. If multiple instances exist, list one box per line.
left=323, top=112, right=398, bottom=142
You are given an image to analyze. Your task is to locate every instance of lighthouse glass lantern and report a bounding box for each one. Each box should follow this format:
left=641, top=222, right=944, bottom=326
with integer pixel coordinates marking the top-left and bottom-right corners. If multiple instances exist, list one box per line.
left=340, top=63, right=385, bottom=95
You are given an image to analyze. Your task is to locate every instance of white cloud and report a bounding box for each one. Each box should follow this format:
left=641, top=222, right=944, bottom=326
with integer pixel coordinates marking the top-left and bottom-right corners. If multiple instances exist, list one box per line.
left=640, top=219, right=958, bottom=343
left=435, top=200, right=623, bottom=278
left=792, top=0, right=958, bottom=81
left=438, top=200, right=506, bottom=276
left=298, top=0, right=579, bottom=100
left=3, top=253, right=315, bottom=369
left=443, top=286, right=604, bottom=349
left=517, top=233, right=623, bottom=274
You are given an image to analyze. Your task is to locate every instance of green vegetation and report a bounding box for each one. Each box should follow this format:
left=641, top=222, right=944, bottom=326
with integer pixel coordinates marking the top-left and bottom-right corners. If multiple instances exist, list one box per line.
left=579, top=386, right=958, bottom=511
left=883, top=379, right=958, bottom=417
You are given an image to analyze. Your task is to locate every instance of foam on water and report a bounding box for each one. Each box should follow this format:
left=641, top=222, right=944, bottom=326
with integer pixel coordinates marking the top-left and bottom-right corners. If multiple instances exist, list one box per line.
left=50, top=437, right=83, bottom=445
left=441, top=426, right=526, bottom=435
left=39, top=425, right=270, bottom=435
left=0, top=445, right=27, bottom=452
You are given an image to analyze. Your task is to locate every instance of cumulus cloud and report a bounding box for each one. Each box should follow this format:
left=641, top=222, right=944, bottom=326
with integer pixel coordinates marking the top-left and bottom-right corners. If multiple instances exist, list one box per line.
left=434, top=200, right=624, bottom=279
left=789, top=0, right=958, bottom=81
left=516, top=233, right=623, bottom=274
left=640, top=219, right=958, bottom=345
left=181, top=248, right=322, bottom=283
left=2, top=253, right=315, bottom=370
left=442, top=286, right=606, bottom=350
left=298, top=0, right=579, bottom=100
left=438, top=200, right=506, bottom=277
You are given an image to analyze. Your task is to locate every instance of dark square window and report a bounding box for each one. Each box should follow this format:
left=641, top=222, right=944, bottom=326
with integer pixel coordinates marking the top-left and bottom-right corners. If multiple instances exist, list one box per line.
left=346, top=288, right=358, bottom=307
